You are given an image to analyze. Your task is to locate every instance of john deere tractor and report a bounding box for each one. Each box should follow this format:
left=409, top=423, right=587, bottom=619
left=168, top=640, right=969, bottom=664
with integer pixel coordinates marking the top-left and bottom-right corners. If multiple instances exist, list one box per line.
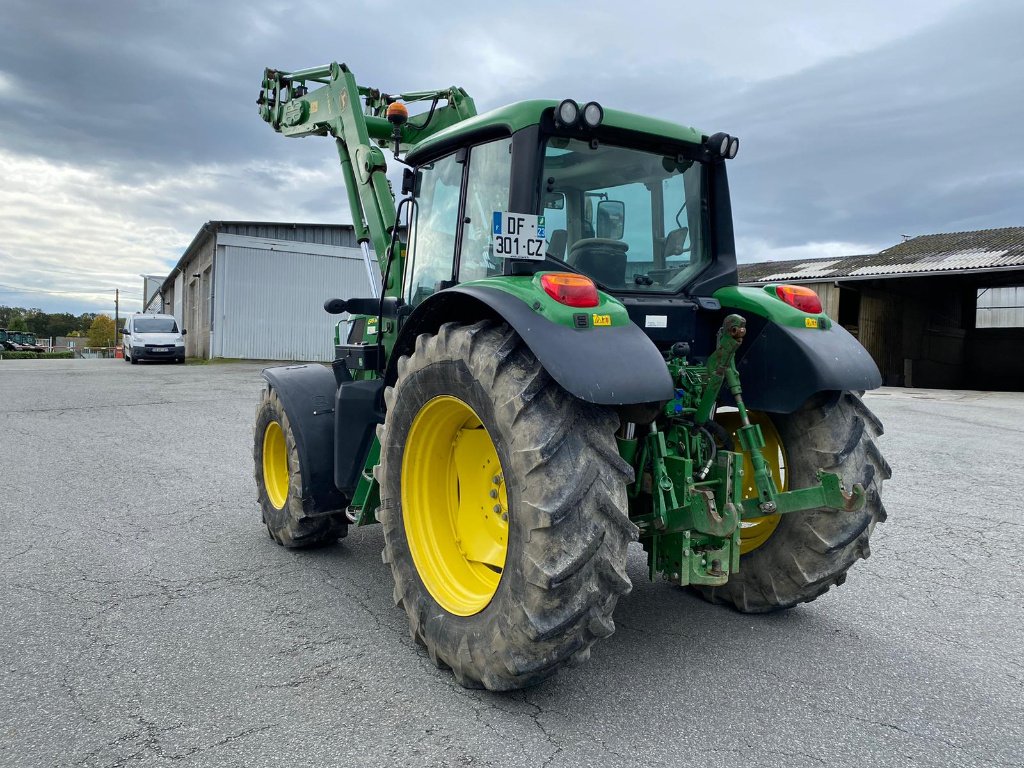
left=254, top=63, right=889, bottom=690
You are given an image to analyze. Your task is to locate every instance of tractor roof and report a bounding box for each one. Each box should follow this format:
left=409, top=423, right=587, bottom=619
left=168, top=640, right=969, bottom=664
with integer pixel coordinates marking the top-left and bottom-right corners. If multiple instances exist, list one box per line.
left=405, top=99, right=705, bottom=164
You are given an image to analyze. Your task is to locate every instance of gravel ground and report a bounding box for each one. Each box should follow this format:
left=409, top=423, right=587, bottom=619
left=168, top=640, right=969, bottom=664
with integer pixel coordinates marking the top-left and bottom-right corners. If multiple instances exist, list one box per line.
left=1, top=359, right=1021, bottom=767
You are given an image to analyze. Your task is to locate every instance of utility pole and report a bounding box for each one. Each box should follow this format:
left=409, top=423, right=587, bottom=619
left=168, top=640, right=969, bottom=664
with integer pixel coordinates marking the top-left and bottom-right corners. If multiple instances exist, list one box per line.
left=114, top=288, right=119, bottom=351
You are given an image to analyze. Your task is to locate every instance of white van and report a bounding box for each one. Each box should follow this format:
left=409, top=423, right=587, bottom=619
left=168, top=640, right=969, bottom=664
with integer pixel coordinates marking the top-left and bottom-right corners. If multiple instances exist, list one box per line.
left=121, top=314, right=187, bottom=364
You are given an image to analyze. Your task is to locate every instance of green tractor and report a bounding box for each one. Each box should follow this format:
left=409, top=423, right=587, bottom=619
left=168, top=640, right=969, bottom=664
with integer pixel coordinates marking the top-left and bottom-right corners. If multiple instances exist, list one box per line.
left=254, top=63, right=889, bottom=690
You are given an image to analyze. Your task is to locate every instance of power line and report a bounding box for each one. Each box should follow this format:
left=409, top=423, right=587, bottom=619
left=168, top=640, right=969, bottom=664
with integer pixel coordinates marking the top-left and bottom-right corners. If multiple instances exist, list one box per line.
left=0, top=283, right=142, bottom=297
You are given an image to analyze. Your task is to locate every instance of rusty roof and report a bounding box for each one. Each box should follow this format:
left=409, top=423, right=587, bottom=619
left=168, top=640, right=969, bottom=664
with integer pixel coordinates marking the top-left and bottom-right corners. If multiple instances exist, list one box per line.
left=738, top=226, right=1024, bottom=283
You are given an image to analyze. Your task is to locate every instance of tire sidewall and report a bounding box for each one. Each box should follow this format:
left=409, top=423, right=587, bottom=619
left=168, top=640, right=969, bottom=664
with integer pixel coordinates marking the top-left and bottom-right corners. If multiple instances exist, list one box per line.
left=254, top=393, right=298, bottom=533
left=381, top=357, right=528, bottom=654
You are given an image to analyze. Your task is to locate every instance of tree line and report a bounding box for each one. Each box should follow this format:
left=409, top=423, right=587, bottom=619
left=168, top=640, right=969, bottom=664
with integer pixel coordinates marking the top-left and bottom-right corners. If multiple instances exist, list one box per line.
left=0, top=305, right=118, bottom=338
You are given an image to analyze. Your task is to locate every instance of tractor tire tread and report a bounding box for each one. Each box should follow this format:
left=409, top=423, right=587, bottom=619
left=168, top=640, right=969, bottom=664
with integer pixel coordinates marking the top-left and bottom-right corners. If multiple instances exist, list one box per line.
left=253, top=386, right=346, bottom=549
left=696, top=391, right=888, bottom=613
left=378, top=321, right=636, bottom=690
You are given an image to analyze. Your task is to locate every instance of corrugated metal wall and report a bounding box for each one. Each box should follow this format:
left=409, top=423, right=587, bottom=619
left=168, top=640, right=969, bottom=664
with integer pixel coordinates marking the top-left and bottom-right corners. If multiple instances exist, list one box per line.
left=976, top=286, right=1024, bottom=328
left=219, top=222, right=361, bottom=248
left=213, top=240, right=373, bottom=361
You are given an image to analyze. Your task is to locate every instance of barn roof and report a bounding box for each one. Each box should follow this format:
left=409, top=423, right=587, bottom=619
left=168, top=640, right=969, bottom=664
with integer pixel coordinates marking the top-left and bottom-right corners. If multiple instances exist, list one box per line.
left=738, top=226, right=1024, bottom=283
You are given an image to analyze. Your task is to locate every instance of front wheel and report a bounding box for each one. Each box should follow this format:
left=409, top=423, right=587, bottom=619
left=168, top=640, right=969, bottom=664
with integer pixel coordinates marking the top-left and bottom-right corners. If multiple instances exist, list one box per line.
left=253, top=387, right=346, bottom=548
left=697, top=391, right=890, bottom=612
left=378, top=321, right=636, bottom=690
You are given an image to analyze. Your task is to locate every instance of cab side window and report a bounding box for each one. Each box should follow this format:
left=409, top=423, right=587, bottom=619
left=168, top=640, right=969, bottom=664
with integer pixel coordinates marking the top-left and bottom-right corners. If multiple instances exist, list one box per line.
left=406, top=153, right=463, bottom=307
left=458, top=138, right=512, bottom=283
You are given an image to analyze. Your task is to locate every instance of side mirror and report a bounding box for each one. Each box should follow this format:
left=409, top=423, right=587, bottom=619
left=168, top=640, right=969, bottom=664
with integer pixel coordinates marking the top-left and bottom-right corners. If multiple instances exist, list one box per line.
left=544, top=192, right=565, bottom=210
left=118, top=328, right=127, bottom=334
left=181, top=329, right=188, bottom=336
left=596, top=200, right=625, bottom=240
left=401, top=167, right=416, bottom=196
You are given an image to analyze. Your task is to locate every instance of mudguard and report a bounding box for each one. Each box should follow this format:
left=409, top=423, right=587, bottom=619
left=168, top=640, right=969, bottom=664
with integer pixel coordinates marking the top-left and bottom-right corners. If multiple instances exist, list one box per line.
left=734, top=317, right=882, bottom=413
left=387, top=285, right=675, bottom=406
left=333, top=379, right=384, bottom=495
left=261, top=364, right=347, bottom=516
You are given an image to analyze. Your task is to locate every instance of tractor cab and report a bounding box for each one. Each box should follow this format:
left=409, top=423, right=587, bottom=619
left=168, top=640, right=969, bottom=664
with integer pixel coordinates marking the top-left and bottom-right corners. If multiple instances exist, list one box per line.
left=400, top=99, right=739, bottom=353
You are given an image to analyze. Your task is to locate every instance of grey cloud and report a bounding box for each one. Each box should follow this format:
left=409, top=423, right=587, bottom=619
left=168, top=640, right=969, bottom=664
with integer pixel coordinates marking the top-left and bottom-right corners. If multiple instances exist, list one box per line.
left=0, top=0, right=1020, bottom=311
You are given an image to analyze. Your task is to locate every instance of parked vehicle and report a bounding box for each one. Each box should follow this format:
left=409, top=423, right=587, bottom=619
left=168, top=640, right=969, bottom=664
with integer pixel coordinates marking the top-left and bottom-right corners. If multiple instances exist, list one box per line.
left=3, top=331, right=44, bottom=352
left=120, top=314, right=186, bottom=364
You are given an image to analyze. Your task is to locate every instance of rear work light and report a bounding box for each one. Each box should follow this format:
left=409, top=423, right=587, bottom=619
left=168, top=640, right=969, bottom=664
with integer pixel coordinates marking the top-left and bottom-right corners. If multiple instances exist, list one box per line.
left=774, top=284, right=823, bottom=314
left=540, top=273, right=600, bottom=308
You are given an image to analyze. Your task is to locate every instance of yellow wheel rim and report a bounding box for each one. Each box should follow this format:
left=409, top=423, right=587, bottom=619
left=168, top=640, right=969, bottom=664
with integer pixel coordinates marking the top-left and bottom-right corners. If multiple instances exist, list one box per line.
left=262, top=421, right=289, bottom=510
left=402, top=396, right=509, bottom=616
left=716, top=410, right=788, bottom=554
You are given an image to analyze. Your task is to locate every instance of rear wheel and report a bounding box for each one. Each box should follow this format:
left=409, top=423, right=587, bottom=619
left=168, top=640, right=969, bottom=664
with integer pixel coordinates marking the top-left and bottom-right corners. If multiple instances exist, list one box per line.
left=378, top=321, right=636, bottom=690
left=697, top=392, right=889, bottom=612
left=254, top=387, right=346, bottom=547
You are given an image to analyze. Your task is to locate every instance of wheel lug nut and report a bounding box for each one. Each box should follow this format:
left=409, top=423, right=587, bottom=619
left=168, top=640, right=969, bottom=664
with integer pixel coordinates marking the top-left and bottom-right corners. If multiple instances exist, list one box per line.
left=493, top=505, right=502, bottom=514
left=493, top=475, right=502, bottom=485
left=501, top=512, right=508, bottom=522
left=489, top=489, right=498, bottom=499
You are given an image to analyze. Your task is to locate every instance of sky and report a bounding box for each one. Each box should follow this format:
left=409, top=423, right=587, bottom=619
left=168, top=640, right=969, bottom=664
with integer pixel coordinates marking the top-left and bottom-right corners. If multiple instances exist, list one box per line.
left=1, top=0, right=1021, bottom=315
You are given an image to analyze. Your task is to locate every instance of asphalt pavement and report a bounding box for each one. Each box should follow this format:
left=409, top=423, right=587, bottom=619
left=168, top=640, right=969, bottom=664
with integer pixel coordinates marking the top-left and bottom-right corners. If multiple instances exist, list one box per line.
left=1, top=359, right=1021, bottom=767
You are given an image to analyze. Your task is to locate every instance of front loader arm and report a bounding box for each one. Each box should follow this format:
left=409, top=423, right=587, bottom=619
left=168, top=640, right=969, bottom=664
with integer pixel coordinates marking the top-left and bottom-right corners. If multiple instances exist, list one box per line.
left=257, top=62, right=476, bottom=294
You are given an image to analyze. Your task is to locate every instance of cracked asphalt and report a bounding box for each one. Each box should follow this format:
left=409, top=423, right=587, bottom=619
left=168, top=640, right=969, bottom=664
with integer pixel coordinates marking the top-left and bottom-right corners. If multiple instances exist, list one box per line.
left=1, top=358, right=1021, bottom=767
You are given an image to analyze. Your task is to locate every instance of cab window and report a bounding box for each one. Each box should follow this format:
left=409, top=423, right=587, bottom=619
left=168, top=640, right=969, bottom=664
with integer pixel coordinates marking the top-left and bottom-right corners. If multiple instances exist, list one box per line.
left=405, top=152, right=463, bottom=307
left=541, top=137, right=708, bottom=292
left=458, top=137, right=513, bottom=283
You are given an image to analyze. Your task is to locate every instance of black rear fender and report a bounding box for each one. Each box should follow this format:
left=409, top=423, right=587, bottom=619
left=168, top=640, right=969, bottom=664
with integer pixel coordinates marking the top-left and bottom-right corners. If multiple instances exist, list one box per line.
left=386, top=285, right=674, bottom=408
left=734, top=317, right=882, bottom=413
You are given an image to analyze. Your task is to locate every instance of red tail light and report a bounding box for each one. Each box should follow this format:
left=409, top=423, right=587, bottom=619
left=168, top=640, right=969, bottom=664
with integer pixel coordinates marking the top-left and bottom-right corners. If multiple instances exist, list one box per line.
left=775, top=284, right=822, bottom=314
left=540, top=273, right=599, bottom=308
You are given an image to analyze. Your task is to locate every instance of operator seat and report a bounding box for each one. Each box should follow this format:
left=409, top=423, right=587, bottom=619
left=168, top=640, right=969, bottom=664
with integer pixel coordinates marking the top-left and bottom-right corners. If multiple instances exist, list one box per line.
left=567, top=238, right=628, bottom=288
left=548, top=229, right=568, bottom=260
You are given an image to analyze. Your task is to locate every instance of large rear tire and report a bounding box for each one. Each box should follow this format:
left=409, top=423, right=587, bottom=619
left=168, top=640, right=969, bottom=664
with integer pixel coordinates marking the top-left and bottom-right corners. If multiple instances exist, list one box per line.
left=254, top=387, right=346, bottom=548
left=697, top=391, right=890, bottom=612
left=378, top=321, right=636, bottom=690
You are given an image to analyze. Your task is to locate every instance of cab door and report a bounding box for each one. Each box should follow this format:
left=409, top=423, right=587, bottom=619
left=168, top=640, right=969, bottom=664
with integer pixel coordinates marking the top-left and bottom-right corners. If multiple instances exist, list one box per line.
left=405, top=151, right=464, bottom=308
left=404, top=137, right=513, bottom=307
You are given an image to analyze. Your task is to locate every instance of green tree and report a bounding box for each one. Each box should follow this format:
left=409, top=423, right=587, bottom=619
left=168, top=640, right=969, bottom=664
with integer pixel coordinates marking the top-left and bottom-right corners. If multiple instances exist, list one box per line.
left=87, top=315, right=115, bottom=348
left=45, top=313, right=78, bottom=338
left=8, top=315, right=28, bottom=331
left=25, top=309, right=47, bottom=336
left=77, top=312, right=98, bottom=334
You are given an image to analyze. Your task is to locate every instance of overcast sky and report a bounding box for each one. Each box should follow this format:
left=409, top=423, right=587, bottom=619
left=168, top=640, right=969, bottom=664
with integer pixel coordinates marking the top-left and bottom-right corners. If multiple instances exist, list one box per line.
left=1, top=0, right=1021, bottom=315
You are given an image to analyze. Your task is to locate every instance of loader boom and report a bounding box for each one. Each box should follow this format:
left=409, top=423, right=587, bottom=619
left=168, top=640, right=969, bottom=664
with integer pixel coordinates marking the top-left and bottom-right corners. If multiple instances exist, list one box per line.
left=257, top=62, right=476, bottom=295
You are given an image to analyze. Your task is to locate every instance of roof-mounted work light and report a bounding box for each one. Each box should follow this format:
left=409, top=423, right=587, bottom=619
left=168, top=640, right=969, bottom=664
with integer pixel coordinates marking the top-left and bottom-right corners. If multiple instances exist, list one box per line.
left=582, top=101, right=604, bottom=128
left=556, top=99, right=580, bottom=127
left=707, top=131, right=739, bottom=159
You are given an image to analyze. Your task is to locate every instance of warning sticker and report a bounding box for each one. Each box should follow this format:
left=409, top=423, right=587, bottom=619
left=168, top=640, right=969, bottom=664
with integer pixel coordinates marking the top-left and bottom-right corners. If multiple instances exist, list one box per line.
left=645, top=315, right=668, bottom=329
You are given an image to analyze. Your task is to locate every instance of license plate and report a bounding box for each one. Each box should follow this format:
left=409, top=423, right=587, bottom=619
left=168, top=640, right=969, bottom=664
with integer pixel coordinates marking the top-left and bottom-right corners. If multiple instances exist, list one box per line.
left=492, top=211, right=548, bottom=260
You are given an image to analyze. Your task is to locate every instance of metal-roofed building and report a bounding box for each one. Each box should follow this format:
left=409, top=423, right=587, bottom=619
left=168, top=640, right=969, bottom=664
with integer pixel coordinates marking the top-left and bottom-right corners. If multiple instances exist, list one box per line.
left=739, top=227, right=1024, bottom=391
left=149, top=221, right=380, bottom=361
